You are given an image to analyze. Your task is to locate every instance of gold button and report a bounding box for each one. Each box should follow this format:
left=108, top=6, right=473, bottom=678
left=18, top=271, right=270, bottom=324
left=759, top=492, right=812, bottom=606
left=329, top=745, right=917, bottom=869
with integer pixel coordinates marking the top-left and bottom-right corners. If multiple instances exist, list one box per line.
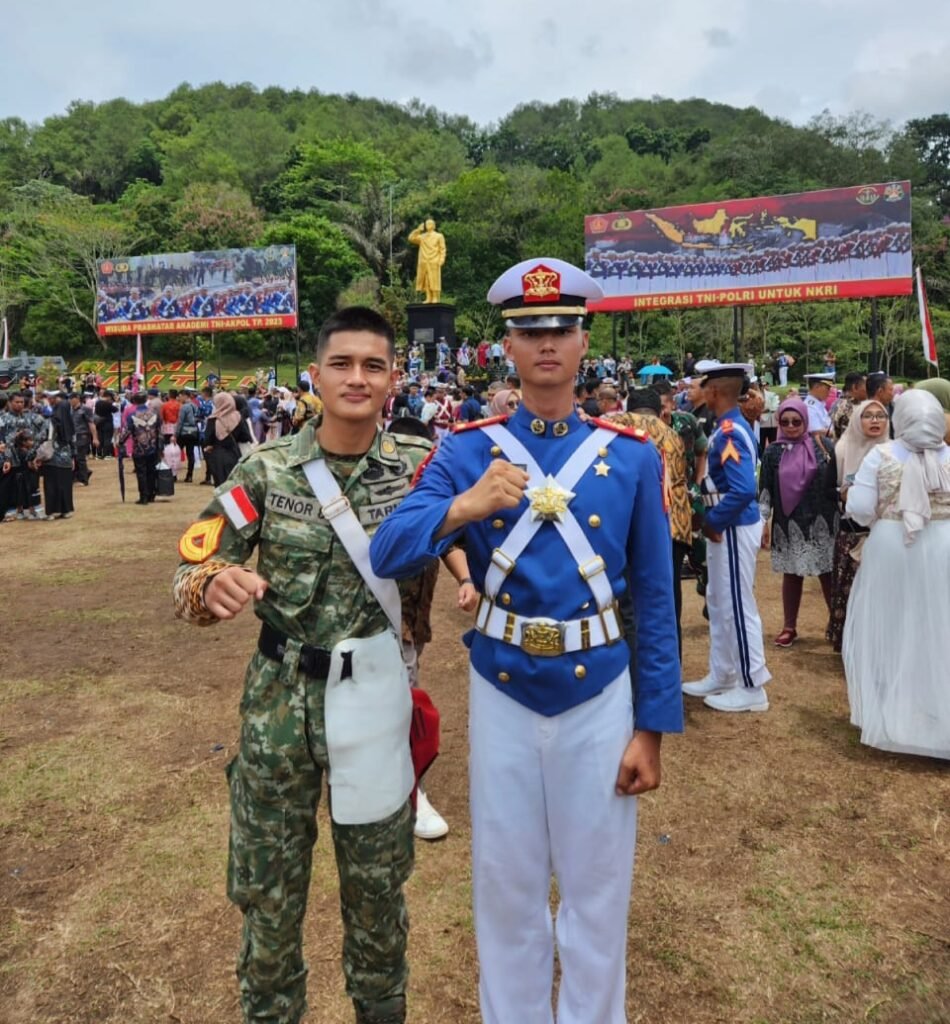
left=598, top=447, right=608, bottom=457
left=490, top=445, right=502, bottom=456
left=492, top=518, right=505, bottom=529
left=574, top=665, right=587, bottom=679
left=531, top=418, right=545, bottom=435
left=588, top=514, right=601, bottom=528
left=498, top=671, right=511, bottom=683
left=500, top=593, right=511, bottom=606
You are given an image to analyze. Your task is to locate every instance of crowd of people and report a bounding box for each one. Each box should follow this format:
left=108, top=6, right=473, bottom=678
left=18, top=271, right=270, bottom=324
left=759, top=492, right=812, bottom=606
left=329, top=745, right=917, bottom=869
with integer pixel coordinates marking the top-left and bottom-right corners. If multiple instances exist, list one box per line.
left=6, top=257, right=948, bottom=1023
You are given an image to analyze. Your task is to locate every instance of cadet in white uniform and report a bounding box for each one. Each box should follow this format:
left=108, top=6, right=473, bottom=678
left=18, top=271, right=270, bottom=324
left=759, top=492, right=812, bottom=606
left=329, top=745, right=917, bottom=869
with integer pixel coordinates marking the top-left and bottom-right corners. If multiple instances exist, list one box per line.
left=803, top=372, right=835, bottom=436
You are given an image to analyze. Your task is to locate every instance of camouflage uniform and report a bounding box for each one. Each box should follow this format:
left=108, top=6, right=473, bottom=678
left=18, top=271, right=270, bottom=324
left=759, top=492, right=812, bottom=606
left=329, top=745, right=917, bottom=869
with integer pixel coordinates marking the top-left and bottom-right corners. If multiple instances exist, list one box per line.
left=173, top=422, right=432, bottom=1024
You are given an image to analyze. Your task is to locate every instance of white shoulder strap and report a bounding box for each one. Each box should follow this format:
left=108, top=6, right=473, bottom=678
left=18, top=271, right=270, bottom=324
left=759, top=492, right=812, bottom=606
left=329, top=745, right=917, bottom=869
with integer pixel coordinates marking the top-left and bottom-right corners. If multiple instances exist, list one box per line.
left=478, top=423, right=619, bottom=612
left=301, top=458, right=403, bottom=636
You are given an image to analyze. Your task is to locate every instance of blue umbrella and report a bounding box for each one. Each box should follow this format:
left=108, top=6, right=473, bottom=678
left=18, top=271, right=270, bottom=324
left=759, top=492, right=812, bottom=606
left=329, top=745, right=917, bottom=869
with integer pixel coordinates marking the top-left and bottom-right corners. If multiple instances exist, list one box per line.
left=639, top=364, right=672, bottom=378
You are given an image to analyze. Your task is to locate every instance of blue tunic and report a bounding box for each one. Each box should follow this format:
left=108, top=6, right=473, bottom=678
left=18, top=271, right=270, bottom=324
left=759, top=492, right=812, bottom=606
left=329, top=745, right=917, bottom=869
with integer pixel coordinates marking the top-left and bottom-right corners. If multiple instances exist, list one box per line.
left=370, top=404, right=683, bottom=733
left=704, top=406, right=760, bottom=533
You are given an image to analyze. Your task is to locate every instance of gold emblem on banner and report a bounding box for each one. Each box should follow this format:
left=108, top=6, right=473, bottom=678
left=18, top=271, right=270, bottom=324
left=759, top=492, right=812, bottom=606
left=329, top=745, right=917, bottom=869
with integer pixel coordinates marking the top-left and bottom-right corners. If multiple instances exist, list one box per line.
left=590, top=217, right=609, bottom=233
left=611, top=217, right=632, bottom=230
left=856, top=186, right=879, bottom=206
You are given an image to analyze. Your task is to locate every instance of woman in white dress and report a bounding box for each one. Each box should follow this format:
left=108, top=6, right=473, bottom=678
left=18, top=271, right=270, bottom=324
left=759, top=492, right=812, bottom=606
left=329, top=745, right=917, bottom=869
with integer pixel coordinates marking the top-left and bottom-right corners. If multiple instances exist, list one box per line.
left=842, top=390, right=950, bottom=759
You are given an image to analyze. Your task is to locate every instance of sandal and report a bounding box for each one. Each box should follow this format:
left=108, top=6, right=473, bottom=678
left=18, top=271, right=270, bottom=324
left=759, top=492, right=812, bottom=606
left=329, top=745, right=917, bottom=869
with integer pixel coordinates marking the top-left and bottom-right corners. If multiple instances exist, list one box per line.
left=774, top=627, right=798, bottom=648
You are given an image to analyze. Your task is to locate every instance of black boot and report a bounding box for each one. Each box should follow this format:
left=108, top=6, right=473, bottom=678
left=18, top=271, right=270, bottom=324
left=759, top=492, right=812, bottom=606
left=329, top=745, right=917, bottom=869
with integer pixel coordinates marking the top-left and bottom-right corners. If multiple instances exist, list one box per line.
left=354, top=995, right=406, bottom=1024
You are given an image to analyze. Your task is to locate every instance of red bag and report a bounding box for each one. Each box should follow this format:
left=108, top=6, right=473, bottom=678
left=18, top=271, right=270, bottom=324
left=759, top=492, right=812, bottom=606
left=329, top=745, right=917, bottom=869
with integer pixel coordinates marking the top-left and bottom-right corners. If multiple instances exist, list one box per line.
left=409, top=687, right=440, bottom=783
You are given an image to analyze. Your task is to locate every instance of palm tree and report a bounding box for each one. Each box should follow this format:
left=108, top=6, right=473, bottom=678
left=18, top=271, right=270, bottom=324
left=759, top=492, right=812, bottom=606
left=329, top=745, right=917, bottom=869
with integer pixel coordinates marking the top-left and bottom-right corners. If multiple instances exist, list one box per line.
left=339, top=182, right=406, bottom=285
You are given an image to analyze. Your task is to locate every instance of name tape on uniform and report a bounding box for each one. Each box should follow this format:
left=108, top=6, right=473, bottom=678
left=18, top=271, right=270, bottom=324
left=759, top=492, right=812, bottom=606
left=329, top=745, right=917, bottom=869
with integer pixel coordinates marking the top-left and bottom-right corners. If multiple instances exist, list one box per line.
left=358, top=499, right=402, bottom=527
left=264, top=490, right=324, bottom=523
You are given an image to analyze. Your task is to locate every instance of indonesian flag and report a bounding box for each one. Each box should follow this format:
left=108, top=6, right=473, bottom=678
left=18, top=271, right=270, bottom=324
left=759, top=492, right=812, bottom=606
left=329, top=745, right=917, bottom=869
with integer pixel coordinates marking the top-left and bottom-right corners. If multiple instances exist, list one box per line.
left=917, top=267, right=939, bottom=368
left=1, top=317, right=8, bottom=360
left=219, top=484, right=259, bottom=530
left=135, top=332, right=144, bottom=381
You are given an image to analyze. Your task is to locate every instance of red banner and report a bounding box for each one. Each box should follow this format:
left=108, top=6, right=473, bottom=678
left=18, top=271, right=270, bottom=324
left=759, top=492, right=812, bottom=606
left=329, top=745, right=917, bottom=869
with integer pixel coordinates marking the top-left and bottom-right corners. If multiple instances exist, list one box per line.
left=585, top=182, right=912, bottom=311
left=98, top=314, right=296, bottom=337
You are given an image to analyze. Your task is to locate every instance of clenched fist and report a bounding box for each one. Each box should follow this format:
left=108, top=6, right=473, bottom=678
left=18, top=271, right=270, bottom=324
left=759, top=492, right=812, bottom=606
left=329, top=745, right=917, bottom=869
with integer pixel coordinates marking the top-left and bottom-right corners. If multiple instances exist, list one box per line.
left=436, top=459, right=529, bottom=540
left=205, top=566, right=268, bottom=620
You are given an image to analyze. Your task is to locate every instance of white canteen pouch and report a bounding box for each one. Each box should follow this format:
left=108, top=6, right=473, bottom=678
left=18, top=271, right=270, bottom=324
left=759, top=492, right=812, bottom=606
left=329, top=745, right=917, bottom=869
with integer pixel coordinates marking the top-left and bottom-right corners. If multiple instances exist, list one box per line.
left=302, top=456, right=414, bottom=826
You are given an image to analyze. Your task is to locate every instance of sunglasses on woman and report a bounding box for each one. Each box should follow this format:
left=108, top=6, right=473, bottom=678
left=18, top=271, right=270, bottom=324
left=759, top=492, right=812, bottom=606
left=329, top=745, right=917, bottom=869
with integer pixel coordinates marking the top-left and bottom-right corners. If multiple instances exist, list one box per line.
left=779, top=416, right=804, bottom=427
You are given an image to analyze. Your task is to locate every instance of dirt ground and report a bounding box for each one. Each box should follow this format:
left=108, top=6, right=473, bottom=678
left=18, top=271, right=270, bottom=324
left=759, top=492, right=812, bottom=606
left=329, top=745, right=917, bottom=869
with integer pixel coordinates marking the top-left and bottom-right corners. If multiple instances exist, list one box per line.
left=0, top=470, right=947, bottom=1024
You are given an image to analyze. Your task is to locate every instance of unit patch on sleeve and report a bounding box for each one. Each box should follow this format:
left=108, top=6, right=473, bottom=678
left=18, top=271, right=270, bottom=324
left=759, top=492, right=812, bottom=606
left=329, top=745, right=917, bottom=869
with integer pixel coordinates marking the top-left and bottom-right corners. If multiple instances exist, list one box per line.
left=219, top=483, right=260, bottom=531
left=179, top=515, right=227, bottom=563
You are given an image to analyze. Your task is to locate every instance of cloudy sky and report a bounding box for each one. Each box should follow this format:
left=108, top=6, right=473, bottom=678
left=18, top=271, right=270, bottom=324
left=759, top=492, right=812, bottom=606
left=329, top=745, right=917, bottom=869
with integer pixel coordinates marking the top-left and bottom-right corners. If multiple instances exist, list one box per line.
left=3, top=0, right=948, bottom=128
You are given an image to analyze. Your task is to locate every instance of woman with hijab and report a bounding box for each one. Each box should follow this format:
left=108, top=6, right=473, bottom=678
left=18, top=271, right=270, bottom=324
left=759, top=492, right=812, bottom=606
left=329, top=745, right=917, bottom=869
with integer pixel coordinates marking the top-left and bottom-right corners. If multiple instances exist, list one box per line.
left=489, top=388, right=521, bottom=417
left=202, top=392, right=251, bottom=486
left=758, top=395, right=838, bottom=646
left=916, top=377, right=950, bottom=443
left=842, top=390, right=950, bottom=758
left=826, top=400, right=889, bottom=651
left=43, top=392, right=77, bottom=519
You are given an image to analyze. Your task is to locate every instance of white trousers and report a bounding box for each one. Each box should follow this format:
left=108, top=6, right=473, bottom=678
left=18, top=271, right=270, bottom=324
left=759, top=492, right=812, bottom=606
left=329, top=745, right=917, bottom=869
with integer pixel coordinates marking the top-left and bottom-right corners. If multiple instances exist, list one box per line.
left=469, top=667, right=638, bottom=1024
left=706, top=522, right=771, bottom=688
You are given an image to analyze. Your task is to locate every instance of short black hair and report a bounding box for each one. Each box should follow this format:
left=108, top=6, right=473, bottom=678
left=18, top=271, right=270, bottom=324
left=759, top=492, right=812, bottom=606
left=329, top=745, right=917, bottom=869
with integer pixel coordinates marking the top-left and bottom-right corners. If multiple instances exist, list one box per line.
left=627, top=387, right=661, bottom=415
left=298, top=381, right=311, bottom=393
left=386, top=416, right=430, bottom=441
left=867, top=372, right=891, bottom=399
left=844, top=371, right=866, bottom=392
left=316, top=306, right=396, bottom=362
left=168, top=388, right=179, bottom=398
left=651, top=379, right=673, bottom=396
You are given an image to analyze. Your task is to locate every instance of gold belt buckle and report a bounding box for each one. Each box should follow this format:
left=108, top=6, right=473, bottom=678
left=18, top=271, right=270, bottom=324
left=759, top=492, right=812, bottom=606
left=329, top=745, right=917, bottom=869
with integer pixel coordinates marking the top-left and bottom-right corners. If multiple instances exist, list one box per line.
left=521, top=619, right=565, bottom=657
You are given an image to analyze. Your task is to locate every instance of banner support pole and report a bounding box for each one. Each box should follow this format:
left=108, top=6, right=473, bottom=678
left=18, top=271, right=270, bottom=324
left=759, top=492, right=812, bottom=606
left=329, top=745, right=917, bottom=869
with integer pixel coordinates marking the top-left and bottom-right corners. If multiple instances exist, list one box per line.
left=732, top=306, right=740, bottom=362
left=870, top=298, right=879, bottom=373
left=193, top=336, right=198, bottom=389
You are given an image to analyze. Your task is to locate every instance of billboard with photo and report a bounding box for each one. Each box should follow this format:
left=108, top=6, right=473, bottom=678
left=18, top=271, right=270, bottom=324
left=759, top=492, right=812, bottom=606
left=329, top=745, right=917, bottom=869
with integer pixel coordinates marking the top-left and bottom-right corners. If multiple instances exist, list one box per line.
left=96, top=245, right=297, bottom=336
left=584, top=182, right=912, bottom=312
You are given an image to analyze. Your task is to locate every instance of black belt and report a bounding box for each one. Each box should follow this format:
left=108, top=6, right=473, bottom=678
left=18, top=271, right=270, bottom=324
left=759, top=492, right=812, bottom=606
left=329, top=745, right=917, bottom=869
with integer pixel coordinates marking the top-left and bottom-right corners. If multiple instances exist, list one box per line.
left=258, top=622, right=333, bottom=679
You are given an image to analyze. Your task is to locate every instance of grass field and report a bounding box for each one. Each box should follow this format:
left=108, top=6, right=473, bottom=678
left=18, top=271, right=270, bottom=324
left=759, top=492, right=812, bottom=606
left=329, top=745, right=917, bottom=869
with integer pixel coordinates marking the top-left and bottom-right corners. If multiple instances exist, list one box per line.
left=0, top=472, right=947, bottom=1024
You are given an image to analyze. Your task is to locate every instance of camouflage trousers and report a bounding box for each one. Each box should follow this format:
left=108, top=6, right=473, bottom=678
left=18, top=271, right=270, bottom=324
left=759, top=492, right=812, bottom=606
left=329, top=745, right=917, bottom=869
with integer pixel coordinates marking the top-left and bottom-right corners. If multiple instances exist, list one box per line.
left=226, top=644, right=414, bottom=1024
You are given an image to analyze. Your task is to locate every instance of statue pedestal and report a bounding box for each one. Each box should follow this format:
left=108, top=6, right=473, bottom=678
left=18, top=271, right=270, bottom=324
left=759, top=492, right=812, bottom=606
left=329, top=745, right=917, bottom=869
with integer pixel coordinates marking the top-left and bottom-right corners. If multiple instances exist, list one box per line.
left=407, top=303, right=456, bottom=371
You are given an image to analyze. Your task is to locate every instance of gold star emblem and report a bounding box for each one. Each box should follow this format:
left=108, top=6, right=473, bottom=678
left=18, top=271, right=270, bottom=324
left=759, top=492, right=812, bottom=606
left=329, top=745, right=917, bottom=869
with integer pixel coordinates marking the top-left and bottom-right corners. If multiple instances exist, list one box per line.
left=526, top=474, right=576, bottom=523
left=593, top=460, right=611, bottom=477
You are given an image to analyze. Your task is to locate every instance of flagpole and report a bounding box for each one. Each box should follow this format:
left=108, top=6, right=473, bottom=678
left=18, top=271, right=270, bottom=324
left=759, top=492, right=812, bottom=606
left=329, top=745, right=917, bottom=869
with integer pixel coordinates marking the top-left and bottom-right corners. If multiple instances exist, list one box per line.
left=1, top=316, right=9, bottom=361
left=916, top=267, right=939, bottom=373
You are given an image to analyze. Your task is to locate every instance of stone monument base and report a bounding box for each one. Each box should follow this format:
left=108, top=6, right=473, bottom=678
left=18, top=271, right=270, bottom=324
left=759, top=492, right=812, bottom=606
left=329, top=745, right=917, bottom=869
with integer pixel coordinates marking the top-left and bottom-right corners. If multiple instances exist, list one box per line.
left=407, top=303, right=456, bottom=371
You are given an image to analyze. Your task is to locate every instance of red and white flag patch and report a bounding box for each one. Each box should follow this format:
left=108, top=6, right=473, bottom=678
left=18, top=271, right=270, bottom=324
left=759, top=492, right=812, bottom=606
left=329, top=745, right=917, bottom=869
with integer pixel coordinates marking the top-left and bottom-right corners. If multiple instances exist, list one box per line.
left=219, top=484, right=259, bottom=530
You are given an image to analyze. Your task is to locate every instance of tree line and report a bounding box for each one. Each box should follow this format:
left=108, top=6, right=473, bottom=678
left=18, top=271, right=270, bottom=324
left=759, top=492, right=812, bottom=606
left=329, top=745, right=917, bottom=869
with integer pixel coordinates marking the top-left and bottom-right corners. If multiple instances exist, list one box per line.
left=0, top=83, right=948, bottom=377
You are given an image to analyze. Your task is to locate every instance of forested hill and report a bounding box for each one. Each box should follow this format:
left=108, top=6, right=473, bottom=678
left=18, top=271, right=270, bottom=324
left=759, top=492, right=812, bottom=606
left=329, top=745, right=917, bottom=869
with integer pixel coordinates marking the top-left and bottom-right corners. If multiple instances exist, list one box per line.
left=1, top=83, right=948, bottom=373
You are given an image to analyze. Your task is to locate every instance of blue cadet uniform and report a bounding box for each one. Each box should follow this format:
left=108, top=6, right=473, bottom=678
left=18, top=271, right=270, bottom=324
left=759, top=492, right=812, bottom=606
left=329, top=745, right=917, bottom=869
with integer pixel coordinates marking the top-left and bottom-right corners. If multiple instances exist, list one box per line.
left=370, top=256, right=682, bottom=1024
left=685, top=364, right=771, bottom=711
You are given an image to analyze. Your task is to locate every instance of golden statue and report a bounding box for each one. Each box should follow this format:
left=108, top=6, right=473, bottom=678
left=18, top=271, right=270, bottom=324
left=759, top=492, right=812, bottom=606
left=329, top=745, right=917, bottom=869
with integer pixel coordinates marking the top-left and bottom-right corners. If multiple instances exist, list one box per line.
left=408, top=219, right=447, bottom=303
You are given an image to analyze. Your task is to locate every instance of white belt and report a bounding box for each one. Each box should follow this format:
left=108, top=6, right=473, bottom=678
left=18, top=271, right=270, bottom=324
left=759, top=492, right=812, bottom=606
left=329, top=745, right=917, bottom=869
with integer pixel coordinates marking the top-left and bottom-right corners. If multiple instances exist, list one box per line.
left=475, top=596, right=623, bottom=657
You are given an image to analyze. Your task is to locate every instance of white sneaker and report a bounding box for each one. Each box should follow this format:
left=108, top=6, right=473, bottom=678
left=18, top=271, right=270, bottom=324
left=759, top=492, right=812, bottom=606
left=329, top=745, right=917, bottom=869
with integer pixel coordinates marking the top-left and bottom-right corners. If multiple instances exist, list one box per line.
left=414, top=790, right=449, bottom=841
left=682, top=675, right=730, bottom=698
left=704, top=687, right=769, bottom=713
